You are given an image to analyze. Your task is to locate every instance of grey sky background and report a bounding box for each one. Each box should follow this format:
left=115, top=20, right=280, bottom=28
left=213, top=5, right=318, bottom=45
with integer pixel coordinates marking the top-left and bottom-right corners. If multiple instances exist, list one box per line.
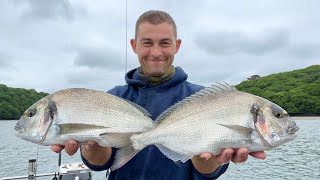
left=0, top=0, right=319, bottom=93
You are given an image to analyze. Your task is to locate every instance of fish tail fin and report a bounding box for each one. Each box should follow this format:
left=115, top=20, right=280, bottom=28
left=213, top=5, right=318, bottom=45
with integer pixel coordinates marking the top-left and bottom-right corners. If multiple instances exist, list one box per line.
left=111, top=145, right=139, bottom=171
left=111, top=132, right=152, bottom=171
left=99, top=133, right=131, bottom=148
left=130, top=133, right=149, bottom=150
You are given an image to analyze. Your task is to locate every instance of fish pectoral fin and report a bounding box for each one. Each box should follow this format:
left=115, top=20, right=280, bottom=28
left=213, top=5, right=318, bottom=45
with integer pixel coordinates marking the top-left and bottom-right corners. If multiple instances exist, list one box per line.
left=56, top=123, right=109, bottom=134
left=57, top=122, right=109, bottom=129
left=217, top=124, right=254, bottom=134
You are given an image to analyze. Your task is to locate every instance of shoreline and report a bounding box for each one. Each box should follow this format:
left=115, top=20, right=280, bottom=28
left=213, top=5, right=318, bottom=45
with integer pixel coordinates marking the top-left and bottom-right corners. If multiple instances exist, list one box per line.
left=1, top=117, right=320, bottom=121
left=292, top=116, right=320, bottom=120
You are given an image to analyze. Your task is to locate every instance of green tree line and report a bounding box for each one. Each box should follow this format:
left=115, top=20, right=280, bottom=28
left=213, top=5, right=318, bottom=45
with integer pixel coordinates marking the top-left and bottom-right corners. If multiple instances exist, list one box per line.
left=0, top=84, right=48, bottom=120
left=236, top=65, right=320, bottom=114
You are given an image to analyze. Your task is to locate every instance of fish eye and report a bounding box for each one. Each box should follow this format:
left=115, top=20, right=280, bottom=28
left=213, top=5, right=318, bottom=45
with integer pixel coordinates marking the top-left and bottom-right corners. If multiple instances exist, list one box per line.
left=274, top=112, right=282, bottom=118
left=26, top=109, right=37, bottom=117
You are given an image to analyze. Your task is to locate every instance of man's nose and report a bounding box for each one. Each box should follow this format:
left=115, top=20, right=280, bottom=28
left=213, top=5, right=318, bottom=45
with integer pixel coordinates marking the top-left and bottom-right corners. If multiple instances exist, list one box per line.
left=150, top=46, right=162, bottom=58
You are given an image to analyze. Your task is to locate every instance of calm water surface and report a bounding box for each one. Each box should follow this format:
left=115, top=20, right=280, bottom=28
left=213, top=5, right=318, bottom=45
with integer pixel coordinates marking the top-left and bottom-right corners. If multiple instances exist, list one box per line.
left=0, top=120, right=319, bottom=180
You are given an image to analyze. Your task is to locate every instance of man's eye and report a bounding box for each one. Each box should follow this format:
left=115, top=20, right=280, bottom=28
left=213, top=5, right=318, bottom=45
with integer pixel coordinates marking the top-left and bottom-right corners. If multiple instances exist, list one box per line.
left=143, top=42, right=152, bottom=45
left=161, top=42, right=171, bottom=46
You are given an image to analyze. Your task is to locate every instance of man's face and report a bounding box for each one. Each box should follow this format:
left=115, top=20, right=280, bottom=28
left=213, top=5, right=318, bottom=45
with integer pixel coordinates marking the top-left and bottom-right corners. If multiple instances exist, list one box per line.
left=131, top=22, right=181, bottom=77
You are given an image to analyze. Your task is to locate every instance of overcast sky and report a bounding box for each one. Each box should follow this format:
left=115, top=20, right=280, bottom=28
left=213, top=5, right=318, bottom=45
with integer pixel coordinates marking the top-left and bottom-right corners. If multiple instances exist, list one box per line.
left=0, top=0, right=319, bottom=93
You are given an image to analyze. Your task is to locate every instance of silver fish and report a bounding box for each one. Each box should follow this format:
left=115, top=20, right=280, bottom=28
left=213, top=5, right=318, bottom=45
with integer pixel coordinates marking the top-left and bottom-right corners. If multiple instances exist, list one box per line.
left=14, top=88, right=154, bottom=150
left=130, top=84, right=299, bottom=163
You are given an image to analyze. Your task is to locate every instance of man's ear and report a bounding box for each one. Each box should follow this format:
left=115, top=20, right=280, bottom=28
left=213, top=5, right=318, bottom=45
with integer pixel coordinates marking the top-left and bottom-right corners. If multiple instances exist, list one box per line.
left=175, top=39, right=182, bottom=54
left=130, top=39, right=138, bottom=54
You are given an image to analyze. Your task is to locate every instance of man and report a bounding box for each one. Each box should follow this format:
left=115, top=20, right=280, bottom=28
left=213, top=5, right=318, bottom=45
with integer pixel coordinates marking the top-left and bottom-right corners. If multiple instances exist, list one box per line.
left=51, top=10, right=266, bottom=179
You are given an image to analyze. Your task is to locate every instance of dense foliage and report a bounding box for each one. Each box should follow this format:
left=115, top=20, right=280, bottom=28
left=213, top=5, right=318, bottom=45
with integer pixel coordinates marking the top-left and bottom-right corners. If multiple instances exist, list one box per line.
left=236, top=65, right=320, bottom=114
left=0, top=84, right=48, bottom=120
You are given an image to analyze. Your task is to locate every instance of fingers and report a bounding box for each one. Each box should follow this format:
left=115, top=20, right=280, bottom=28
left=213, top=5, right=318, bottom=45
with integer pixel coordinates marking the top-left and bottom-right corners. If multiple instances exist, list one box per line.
left=231, top=149, right=266, bottom=163
left=51, top=140, right=101, bottom=156
left=51, top=144, right=64, bottom=153
left=197, top=148, right=266, bottom=166
left=231, top=148, right=248, bottom=163
left=249, top=151, right=266, bottom=160
left=83, top=141, right=100, bottom=152
left=214, top=149, right=234, bottom=165
left=199, top=152, right=213, bottom=160
left=64, top=140, right=80, bottom=156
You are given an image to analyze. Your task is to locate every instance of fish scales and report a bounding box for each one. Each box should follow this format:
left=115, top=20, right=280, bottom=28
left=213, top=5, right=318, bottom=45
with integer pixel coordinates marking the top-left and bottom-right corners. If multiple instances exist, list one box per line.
left=14, top=88, right=155, bottom=147
left=130, top=85, right=299, bottom=163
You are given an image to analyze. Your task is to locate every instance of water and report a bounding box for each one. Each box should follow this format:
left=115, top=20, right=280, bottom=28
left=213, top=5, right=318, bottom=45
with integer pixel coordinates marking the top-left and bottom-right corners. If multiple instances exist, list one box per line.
left=1, top=120, right=319, bottom=180
left=0, top=120, right=107, bottom=180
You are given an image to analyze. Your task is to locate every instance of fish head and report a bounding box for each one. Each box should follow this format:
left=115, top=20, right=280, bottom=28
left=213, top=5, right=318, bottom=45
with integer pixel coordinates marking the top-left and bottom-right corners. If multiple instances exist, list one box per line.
left=251, top=100, right=299, bottom=148
left=14, top=97, right=57, bottom=144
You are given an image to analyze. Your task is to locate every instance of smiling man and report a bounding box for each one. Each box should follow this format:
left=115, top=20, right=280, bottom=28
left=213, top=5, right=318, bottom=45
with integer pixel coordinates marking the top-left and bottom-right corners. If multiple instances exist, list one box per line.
left=51, top=10, right=266, bottom=179
left=131, top=19, right=181, bottom=78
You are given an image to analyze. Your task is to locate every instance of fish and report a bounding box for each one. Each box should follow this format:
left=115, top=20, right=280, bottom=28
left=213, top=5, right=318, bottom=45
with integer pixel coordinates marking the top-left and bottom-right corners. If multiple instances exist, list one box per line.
left=14, top=88, right=155, bottom=169
left=129, top=84, right=299, bottom=164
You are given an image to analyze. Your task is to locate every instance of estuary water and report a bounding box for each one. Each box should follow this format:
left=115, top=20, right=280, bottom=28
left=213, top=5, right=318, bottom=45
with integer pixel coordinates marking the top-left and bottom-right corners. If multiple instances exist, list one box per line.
left=0, top=119, right=319, bottom=180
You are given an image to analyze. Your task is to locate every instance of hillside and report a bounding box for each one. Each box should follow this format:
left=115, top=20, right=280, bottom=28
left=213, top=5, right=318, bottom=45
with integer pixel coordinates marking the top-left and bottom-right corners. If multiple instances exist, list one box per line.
left=236, top=65, right=320, bottom=114
left=0, top=84, right=48, bottom=120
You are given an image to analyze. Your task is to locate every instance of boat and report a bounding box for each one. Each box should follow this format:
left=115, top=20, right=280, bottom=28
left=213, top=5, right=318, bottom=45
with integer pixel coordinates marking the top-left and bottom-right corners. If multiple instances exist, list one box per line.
left=1, top=156, right=92, bottom=180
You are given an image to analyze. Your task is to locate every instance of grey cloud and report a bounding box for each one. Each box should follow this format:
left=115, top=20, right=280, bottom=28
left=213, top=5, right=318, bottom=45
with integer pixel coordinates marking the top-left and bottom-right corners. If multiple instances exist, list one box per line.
left=73, top=47, right=124, bottom=70
left=0, top=53, right=13, bottom=69
left=66, top=68, right=123, bottom=92
left=194, top=29, right=290, bottom=56
left=18, top=0, right=75, bottom=21
left=286, top=43, right=320, bottom=59
left=67, top=71, right=104, bottom=85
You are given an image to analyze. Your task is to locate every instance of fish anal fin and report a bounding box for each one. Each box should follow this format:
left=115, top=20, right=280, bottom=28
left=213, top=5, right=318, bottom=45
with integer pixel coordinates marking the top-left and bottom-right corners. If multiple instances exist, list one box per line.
left=156, top=144, right=192, bottom=164
left=111, top=145, right=140, bottom=171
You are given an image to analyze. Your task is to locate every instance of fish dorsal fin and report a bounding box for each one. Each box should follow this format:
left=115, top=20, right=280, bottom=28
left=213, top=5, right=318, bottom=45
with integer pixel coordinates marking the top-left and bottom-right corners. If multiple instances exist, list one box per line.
left=121, top=98, right=151, bottom=117
left=155, top=83, right=237, bottom=125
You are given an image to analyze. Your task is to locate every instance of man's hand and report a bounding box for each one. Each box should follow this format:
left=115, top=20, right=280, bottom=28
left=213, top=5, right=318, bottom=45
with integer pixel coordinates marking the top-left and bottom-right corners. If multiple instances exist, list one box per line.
left=200, top=148, right=266, bottom=164
left=192, top=148, right=266, bottom=174
left=51, top=140, right=112, bottom=166
left=51, top=140, right=80, bottom=156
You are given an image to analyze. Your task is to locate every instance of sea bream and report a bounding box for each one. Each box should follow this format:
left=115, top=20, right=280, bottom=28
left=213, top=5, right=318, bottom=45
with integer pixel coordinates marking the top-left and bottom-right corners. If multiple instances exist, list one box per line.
left=129, top=84, right=299, bottom=163
left=14, top=88, right=155, bottom=149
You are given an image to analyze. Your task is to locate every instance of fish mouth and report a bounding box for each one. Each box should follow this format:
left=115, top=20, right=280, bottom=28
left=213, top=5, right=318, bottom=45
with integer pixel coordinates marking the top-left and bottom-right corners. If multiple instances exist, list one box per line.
left=14, top=123, right=26, bottom=132
left=286, top=125, right=299, bottom=135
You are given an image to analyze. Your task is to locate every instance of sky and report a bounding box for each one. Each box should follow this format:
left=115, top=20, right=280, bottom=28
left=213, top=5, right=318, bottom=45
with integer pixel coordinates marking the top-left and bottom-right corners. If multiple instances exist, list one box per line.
left=0, top=0, right=319, bottom=93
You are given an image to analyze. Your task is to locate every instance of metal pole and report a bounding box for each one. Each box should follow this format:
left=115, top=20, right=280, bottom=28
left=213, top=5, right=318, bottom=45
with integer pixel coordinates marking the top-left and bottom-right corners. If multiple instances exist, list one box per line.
left=58, top=152, right=62, bottom=180
left=28, top=159, right=37, bottom=180
left=58, top=152, right=62, bottom=167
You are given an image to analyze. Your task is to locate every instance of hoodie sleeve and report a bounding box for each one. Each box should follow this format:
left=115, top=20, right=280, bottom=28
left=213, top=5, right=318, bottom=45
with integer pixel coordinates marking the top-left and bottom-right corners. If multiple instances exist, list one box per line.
left=192, top=164, right=229, bottom=180
left=81, top=147, right=117, bottom=171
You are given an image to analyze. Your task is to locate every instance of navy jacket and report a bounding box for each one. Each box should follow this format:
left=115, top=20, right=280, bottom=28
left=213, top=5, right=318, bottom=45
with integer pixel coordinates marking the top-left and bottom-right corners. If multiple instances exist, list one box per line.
left=82, top=67, right=228, bottom=179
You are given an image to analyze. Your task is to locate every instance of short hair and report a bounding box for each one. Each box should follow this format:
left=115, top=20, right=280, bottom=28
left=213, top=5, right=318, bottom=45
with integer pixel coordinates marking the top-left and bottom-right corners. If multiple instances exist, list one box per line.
left=135, top=10, right=177, bottom=39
